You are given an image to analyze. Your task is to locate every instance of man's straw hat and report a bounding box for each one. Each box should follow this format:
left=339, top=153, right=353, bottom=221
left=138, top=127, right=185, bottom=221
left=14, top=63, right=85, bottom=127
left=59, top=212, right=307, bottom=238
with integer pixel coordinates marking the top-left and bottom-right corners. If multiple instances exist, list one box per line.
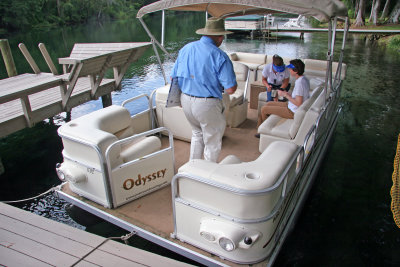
left=196, top=18, right=233, bottom=35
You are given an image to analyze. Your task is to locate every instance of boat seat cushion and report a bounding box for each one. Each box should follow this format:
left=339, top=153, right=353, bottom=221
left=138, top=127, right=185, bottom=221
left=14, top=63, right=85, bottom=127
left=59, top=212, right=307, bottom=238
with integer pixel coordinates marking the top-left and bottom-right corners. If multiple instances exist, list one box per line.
left=81, top=105, right=134, bottom=137
left=304, top=59, right=347, bottom=80
left=120, top=135, right=161, bottom=163
left=232, top=61, right=248, bottom=82
left=229, top=52, right=267, bottom=70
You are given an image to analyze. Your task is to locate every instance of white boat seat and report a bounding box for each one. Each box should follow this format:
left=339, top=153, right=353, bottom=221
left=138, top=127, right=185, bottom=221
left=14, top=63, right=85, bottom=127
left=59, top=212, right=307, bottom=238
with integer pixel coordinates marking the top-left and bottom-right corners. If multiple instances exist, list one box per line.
left=155, top=61, right=249, bottom=141
left=257, top=76, right=324, bottom=116
left=59, top=105, right=161, bottom=168
left=229, top=52, right=267, bottom=70
left=304, top=59, right=347, bottom=80
left=258, top=85, right=324, bottom=151
left=57, top=105, right=174, bottom=208
left=229, top=52, right=267, bottom=83
left=176, top=141, right=298, bottom=220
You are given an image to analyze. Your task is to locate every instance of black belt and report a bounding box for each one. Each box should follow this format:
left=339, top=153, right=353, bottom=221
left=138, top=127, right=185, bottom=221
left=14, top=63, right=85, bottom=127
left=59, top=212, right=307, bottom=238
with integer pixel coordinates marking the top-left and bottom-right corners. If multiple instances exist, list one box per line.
left=184, top=93, right=215, bottom=98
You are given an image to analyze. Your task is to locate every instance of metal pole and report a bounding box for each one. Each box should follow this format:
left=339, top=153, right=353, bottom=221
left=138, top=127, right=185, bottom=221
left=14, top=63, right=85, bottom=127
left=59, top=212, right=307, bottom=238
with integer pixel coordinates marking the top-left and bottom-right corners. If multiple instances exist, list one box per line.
left=152, top=40, right=168, bottom=85
left=139, top=18, right=170, bottom=85
left=334, top=17, right=349, bottom=88
left=139, top=18, right=170, bottom=57
left=323, top=19, right=333, bottom=107
left=0, top=39, right=17, bottom=77
left=161, top=10, right=165, bottom=47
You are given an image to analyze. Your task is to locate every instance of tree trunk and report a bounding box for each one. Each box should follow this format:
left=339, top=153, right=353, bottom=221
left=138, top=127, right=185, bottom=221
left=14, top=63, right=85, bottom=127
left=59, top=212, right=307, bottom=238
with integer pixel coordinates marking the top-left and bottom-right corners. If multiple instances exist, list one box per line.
left=369, top=0, right=376, bottom=22
left=354, top=0, right=366, bottom=26
left=372, top=0, right=382, bottom=25
left=57, top=0, right=63, bottom=18
left=388, top=1, right=400, bottom=23
left=380, top=0, right=391, bottom=20
left=355, top=0, right=360, bottom=18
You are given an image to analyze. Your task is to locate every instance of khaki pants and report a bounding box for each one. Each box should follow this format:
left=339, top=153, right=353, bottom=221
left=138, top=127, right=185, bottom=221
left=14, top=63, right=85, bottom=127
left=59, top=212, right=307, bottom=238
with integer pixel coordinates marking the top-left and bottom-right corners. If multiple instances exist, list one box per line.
left=257, top=101, right=294, bottom=127
left=181, top=93, right=226, bottom=162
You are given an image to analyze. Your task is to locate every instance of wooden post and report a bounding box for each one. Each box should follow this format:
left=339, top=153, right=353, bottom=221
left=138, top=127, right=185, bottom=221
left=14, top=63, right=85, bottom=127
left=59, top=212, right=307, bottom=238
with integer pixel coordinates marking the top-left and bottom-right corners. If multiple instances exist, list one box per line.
left=0, top=39, right=17, bottom=77
left=101, top=93, right=112, bottom=107
left=0, top=157, right=4, bottom=175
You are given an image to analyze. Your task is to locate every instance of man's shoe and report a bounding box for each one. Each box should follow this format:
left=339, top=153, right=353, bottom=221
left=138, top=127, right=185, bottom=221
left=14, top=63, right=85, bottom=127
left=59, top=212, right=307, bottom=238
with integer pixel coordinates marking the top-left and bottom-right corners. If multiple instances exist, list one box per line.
left=255, top=133, right=260, bottom=138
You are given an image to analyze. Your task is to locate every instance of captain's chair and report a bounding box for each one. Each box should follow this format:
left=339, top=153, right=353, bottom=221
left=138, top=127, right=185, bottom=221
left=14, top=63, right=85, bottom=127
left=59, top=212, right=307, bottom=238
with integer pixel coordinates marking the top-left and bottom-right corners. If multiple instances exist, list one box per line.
left=56, top=105, right=174, bottom=208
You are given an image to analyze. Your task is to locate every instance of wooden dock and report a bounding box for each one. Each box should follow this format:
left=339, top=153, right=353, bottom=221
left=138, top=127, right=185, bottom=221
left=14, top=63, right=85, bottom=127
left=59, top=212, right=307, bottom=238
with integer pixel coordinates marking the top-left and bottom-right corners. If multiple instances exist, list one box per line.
left=0, top=202, right=192, bottom=266
left=0, top=42, right=151, bottom=139
left=227, top=25, right=400, bottom=38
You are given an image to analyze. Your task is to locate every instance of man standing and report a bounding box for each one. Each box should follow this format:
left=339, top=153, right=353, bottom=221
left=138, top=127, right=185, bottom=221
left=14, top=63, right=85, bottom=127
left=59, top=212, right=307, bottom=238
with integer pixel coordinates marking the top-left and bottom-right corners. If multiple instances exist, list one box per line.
left=171, top=18, right=237, bottom=162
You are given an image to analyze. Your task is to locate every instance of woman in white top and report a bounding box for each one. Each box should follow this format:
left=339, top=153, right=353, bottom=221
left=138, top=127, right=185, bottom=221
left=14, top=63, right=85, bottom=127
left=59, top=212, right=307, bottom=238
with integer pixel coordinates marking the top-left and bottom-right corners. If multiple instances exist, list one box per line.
left=256, top=59, right=310, bottom=130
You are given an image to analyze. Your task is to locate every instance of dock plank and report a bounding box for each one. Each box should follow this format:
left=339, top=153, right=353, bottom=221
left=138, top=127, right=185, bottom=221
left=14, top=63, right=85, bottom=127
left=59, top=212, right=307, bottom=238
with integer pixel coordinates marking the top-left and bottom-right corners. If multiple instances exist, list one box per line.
left=0, top=245, right=53, bottom=267
left=0, top=203, right=192, bottom=267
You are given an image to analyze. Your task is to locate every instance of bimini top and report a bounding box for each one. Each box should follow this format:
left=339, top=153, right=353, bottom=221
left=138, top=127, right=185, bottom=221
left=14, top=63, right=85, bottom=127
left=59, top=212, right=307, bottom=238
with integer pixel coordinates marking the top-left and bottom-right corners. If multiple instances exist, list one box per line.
left=136, top=0, right=348, bottom=22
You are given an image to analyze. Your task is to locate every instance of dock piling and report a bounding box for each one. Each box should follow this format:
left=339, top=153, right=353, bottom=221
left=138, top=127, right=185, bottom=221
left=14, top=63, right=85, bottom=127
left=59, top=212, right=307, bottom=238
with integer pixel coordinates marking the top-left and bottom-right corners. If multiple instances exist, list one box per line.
left=0, top=39, right=17, bottom=77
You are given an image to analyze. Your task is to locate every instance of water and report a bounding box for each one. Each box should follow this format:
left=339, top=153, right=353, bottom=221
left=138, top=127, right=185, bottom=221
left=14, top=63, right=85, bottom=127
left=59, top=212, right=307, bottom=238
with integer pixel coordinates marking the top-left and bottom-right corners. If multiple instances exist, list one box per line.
left=1, top=14, right=400, bottom=266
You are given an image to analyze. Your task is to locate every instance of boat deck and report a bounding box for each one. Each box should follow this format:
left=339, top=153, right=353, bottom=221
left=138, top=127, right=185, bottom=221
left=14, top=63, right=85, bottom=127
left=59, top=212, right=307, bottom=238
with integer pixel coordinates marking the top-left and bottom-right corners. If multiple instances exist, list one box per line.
left=0, top=202, right=192, bottom=267
left=58, top=107, right=264, bottom=266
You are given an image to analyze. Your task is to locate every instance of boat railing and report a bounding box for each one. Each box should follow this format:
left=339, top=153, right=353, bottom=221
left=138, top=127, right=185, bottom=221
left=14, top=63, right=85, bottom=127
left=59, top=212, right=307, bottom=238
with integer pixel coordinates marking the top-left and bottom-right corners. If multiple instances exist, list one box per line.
left=122, top=93, right=155, bottom=130
left=105, top=126, right=174, bottom=172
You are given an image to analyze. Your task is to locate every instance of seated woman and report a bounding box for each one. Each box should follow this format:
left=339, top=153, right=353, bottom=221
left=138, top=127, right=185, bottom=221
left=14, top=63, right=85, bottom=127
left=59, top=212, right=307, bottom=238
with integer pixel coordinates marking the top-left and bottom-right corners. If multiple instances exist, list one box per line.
left=256, top=59, right=310, bottom=137
left=261, top=54, right=290, bottom=102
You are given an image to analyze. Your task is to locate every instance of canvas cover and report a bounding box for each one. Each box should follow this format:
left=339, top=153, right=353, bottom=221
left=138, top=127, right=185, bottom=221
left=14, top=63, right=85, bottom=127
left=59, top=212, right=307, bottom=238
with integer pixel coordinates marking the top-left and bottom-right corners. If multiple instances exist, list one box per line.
left=137, top=0, right=348, bottom=22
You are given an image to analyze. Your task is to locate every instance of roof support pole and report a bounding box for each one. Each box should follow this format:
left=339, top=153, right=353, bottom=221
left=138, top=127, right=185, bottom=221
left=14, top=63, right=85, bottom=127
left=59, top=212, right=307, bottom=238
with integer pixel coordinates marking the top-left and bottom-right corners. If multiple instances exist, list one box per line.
left=161, top=9, right=165, bottom=46
left=323, top=18, right=333, bottom=108
left=334, top=17, right=349, bottom=89
left=139, top=17, right=170, bottom=85
left=329, top=17, right=338, bottom=93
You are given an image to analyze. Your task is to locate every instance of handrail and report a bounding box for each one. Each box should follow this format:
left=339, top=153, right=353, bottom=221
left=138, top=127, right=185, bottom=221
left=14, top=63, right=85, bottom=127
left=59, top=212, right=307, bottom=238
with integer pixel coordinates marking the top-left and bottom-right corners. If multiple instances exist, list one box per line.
left=149, top=88, right=160, bottom=129
left=105, top=126, right=174, bottom=171
left=122, top=93, right=154, bottom=130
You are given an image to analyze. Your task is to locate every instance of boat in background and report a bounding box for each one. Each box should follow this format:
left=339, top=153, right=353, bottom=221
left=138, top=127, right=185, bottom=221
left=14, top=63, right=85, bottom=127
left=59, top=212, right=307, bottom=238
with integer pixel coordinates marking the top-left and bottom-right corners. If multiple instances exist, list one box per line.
left=54, top=1, right=349, bottom=266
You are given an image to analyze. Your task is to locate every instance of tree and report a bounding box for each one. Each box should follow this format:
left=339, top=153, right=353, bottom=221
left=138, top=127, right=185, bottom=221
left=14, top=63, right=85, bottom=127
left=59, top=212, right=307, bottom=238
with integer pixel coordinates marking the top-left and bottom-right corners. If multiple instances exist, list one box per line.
left=388, top=0, right=400, bottom=23
left=380, top=0, right=391, bottom=20
left=369, top=0, right=382, bottom=25
left=354, top=0, right=366, bottom=26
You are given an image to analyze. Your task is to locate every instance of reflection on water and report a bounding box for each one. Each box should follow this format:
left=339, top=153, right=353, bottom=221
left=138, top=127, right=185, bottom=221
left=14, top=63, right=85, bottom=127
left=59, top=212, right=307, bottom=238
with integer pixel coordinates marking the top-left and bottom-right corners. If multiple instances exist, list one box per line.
left=1, top=13, right=400, bottom=266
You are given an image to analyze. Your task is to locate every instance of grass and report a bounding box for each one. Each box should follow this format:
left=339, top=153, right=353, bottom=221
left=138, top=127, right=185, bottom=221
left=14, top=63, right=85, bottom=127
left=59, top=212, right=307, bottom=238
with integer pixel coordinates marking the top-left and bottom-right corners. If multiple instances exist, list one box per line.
left=378, top=34, right=400, bottom=52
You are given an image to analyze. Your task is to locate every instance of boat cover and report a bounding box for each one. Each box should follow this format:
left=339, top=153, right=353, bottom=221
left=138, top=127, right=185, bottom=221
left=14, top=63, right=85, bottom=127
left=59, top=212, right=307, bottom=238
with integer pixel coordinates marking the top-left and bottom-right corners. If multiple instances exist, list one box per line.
left=137, top=0, right=348, bottom=22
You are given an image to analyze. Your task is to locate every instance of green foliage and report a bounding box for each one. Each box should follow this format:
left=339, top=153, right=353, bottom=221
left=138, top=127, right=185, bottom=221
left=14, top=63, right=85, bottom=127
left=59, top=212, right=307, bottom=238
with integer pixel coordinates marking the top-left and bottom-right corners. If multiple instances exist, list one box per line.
left=388, top=35, right=400, bottom=51
left=0, top=0, right=157, bottom=33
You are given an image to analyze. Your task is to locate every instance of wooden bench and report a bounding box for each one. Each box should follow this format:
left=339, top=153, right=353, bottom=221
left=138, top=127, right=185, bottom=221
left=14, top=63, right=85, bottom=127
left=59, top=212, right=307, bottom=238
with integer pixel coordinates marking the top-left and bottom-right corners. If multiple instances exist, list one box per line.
left=0, top=42, right=151, bottom=138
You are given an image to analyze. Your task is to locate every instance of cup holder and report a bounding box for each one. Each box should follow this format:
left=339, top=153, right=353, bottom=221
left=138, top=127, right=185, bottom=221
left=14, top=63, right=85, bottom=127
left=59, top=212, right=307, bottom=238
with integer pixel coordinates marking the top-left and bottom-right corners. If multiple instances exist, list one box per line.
left=245, top=172, right=260, bottom=180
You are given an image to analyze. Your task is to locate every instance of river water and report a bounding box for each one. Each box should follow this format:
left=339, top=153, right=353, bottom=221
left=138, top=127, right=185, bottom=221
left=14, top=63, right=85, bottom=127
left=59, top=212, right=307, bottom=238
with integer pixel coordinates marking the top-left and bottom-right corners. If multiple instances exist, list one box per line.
left=1, top=13, right=400, bottom=266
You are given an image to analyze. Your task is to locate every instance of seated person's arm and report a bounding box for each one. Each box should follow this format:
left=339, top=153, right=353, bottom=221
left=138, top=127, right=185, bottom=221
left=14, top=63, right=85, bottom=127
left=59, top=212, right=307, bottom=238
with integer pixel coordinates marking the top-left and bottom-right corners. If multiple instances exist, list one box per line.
left=262, top=76, right=272, bottom=91
left=225, top=83, right=237, bottom=95
left=281, top=77, right=290, bottom=90
left=279, top=90, right=303, bottom=107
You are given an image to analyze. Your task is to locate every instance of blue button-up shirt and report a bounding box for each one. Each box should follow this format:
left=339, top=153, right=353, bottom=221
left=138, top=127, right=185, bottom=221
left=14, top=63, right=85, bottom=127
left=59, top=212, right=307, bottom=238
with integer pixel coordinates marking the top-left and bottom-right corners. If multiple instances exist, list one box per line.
left=171, top=36, right=236, bottom=99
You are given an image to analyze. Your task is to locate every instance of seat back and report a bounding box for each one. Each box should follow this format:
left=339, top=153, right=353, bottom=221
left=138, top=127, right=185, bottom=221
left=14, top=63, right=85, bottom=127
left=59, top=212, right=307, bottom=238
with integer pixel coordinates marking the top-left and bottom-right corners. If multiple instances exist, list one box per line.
left=229, top=52, right=267, bottom=65
left=304, top=59, right=347, bottom=80
left=289, top=85, right=323, bottom=138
